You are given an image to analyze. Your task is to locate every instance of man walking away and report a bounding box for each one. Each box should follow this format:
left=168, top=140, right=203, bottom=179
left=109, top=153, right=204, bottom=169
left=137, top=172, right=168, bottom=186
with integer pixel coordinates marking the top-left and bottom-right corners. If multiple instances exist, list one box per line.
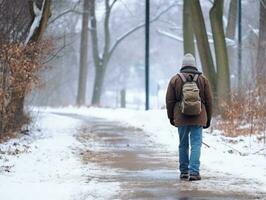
left=166, top=53, right=213, bottom=181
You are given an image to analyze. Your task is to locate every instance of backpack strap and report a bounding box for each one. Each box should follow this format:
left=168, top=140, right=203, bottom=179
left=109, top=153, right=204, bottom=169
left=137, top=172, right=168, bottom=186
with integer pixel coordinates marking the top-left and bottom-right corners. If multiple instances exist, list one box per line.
left=178, top=73, right=187, bottom=82
left=193, top=74, right=199, bottom=82
left=179, top=73, right=200, bottom=82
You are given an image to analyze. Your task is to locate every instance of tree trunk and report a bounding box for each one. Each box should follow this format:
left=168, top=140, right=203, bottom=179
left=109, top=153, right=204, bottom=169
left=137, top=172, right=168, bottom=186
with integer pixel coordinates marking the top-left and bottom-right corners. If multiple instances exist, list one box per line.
left=29, top=0, right=52, bottom=42
left=77, top=0, right=90, bottom=106
left=0, top=0, right=51, bottom=137
left=255, top=0, right=266, bottom=86
left=183, top=0, right=195, bottom=56
left=9, top=93, right=26, bottom=132
left=12, top=0, right=51, bottom=131
left=225, top=0, right=237, bottom=88
left=91, top=64, right=106, bottom=105
left=120, top=89, right=126, bottom=108
left=189, top=0, right=217, bottom=94
left=0, top=61, right=8, bottom=134
left=210, top=0, right=231, bottom=107
left=226, top=0, right=237, bottom=39
left=90, top=0, right=111, bottom=106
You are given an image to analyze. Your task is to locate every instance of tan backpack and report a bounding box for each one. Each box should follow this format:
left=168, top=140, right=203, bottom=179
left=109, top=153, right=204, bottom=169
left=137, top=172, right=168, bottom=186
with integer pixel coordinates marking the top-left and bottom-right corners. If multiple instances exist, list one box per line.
left=179, top=73, right=201, bottom=116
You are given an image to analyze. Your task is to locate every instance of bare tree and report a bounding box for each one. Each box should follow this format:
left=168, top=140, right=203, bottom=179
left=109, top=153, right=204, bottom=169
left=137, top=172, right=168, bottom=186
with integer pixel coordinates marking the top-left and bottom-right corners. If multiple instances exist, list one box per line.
left=90, top=0, right=177, bottom=105
left=255, top=0, right=266, bottom=86
left=210, top=0, right=230, bottom=107
left=183, top=0, right=195, bottom=55
left=77, top=0, right=90, bottom=106
left=225, top=0, right=237, bottom=87
left=16, top=0, right=51, bottom=124
left=0, top=0, right=51, bottom=135
left=226, top=0, right=237, bottom=39
left=189, top=0, right=216, bottom=93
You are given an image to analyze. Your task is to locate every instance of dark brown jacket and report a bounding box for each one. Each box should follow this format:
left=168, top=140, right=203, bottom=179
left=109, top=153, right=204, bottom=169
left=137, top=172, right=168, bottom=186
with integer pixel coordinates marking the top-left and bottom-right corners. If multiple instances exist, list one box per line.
left=166, top=68, right=213, bottom=127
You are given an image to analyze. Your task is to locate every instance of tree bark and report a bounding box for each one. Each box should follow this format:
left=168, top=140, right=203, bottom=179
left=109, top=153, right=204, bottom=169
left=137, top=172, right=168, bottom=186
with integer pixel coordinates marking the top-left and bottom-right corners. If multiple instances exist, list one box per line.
left=0, top=60, right=8, bottom=134
left=210, top=0, right=231, bottom=107
left=120, top=89, right=126, bottom=108
left=225, top=0, right=237, bottom=89
left=90, top=0, right=111, bottom=106
left=255, top=0, right=266, bottom=86
left=0, top=0, right=51, bottom=136
left=189, top=0, right=216, bottom=94
left=90, top=0, right=101, bottom=105
left=14, top=0, right=51, bottom=131
left=29, top=0, right=52, bottom=42
left=183, top=0, right=195, bottom=56
left=77, top=0, right=90, bottom=106
left=91, top=65, right=106, bottom=105
left=226, top=0, right=237, bottom=39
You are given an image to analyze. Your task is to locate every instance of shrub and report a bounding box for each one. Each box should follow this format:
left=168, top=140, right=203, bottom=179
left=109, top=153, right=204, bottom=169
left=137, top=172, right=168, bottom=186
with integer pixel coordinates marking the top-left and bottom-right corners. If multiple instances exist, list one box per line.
left=0, top=40, right=52, bottom=139
left=214, top=87, right=266, bottom=139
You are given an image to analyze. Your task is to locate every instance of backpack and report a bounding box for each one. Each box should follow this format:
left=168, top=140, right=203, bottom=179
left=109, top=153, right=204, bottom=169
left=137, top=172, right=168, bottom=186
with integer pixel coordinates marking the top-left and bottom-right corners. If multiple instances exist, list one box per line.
left=178, top=73, right=201, bottom=116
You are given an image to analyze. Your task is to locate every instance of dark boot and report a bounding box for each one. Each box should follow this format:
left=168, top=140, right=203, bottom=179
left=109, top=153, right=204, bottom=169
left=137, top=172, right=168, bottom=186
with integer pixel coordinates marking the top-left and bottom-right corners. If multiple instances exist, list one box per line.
left=180, top=173, right=189, bottom=180
left=188, top=174, right=201, bottom=181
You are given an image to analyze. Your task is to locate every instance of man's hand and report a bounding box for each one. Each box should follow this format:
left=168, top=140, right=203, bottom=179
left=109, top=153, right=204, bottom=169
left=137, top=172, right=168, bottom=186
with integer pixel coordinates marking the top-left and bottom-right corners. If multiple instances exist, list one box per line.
left=203, top=119, right=211, bottom=129
left=169, top=118, right=175, bottom=126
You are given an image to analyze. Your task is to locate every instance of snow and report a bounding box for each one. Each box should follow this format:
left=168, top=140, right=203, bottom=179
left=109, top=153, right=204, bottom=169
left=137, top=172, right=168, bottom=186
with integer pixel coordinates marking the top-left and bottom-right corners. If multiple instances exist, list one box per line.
left=1, top=107, right=266, bottom=199
left=24, top=1, right=45, bottom=44
left=42, top=107, right=266, bottom=193
left=157, top=29, right=184, bottom=42
left=0, top=112, right=119, bottom=200
left=158, top=29, right=236, bottom=47
left=248, top=24, right=259, bottom=36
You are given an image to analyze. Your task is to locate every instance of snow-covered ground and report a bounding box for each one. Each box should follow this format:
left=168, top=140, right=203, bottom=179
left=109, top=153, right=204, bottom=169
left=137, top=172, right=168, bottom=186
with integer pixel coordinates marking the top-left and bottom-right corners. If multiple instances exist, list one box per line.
left=43, top=107, right=266, bottom=193
left=0, top=107, right=266, bottom=200
left=0, top=111, right=119, bottom=200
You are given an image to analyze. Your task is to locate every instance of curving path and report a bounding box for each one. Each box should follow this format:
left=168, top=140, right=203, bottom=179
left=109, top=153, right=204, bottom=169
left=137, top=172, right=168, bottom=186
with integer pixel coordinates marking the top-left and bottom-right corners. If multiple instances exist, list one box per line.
left=53, top=112, right=264, bottom=200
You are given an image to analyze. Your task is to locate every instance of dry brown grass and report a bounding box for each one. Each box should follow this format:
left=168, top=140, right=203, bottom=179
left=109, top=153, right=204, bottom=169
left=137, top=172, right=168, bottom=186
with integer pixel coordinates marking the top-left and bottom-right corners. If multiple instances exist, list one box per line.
left=0, top=40, right=53, bottom=139
left=215, top=87, right=266, bottom=139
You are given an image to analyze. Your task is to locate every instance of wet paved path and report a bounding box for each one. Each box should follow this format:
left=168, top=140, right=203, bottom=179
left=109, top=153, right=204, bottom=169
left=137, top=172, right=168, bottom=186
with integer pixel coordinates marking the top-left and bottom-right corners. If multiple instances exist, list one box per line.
left=54, top=113, right=264, bottom=200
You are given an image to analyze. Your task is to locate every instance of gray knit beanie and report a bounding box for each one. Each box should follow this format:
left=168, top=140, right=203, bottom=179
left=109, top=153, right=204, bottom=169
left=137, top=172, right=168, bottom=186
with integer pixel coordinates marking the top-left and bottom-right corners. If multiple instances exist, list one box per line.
left=182, top=53, right=196, bottom=67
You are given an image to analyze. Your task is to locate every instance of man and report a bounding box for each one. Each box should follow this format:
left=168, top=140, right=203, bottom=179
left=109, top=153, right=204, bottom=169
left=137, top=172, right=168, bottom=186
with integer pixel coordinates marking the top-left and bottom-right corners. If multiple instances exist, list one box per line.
left=166, top=53, right=212, bottom=181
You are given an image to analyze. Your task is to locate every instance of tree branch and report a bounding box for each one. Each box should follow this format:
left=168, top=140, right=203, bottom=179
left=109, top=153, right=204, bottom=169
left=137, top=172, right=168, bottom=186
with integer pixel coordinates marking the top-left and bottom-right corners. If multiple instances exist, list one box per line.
left=42, top=43, right=66, bottom=64
left=48, top=3, right=81, bottom=25
left=157, top=29, right=184, bottom=42
left=48, top=0, right=81, bottom=25
left=110, top=0, right=118, bottom=9
left=108, top=3, right=177, bottom=60
left=157, top=29, right=236, bottom=47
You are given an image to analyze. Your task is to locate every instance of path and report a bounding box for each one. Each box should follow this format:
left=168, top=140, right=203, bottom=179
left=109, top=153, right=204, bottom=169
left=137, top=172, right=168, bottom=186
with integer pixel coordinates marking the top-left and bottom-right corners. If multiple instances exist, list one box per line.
left=56, top=112, right=263, bottom=200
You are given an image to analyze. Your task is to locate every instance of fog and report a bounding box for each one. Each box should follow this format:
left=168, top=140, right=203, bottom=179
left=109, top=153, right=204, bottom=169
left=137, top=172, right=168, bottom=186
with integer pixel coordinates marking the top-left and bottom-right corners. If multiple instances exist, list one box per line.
left=28, top=0, right=260, bottom=109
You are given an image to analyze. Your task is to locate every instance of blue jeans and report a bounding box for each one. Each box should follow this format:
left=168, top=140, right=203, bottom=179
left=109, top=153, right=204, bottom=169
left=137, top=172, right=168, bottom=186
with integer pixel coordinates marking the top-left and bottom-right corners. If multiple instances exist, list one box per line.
left=178, top=125, right=202, bottom=175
